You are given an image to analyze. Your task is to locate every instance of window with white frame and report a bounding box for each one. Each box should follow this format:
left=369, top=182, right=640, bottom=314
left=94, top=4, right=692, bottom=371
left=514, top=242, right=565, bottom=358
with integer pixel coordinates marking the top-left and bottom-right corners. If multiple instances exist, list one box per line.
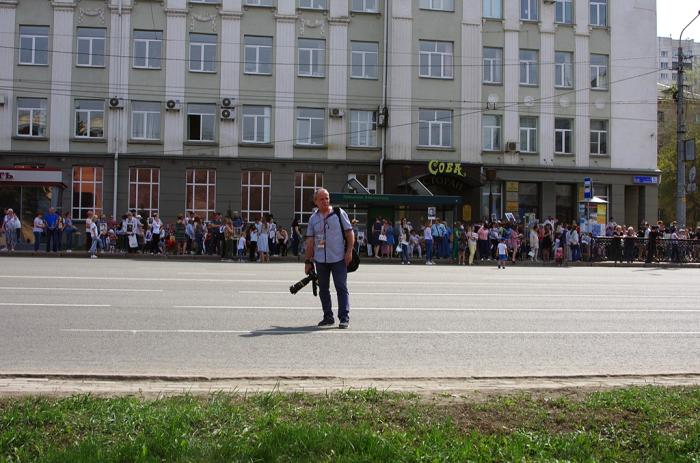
left=75, top=100, right=104, bottom=138
left=555, top=0, right=573, bottom=24
left=555, top=118, right=573, bottom=154
left=296, top=108, right=325, bottom=145
left=299, top=0, right=327, bottom=10
left=419, top=41, right=453, bottom=79
left=349, top=110, right=377, bottom=147
left=590, top=54, right=608, bottom=89
left=419, top=0, right=454, bottom=11
left=661, top=62, right=669, bottom=69
left=418, top=109, right=452, bottom=147
left=245, top=0, right=273, bottom=5
left=242, top=105, right=271, bottom=144
left=521, top=0, right=538, bottom=21
left=76, top=28, right=106, bottom=67
left=244, top=35, right=272, bottom=75
left=661, top=50, right=668, bottom=58
left=555, top=51, right=573, bottom=88
left=519, top=49, right=538, bottom=86
left=190, top=0, right=219, bottom=3
left=483, top=47, right=503, bottom=84
left=131, top=101, right=161, bottom=140
left=351, top=41, right=378, bottom=79
left=240, top=170, right=270, bottom=223
left=189, top=33, right=217, bottom=72
left=519, top=116, right=537, bottom=153
left=661, top=72, right=668, bottom=80
left=590, top=119, right=608, bottom=155
left=187, top=103, right=216, bottom=141
left=186, top=169, right=216, bottom=221
left=482, top=115, right=501, bottom=151
left=19, top=26, right=49, bottom=65
left=482, top=0, right=501, bottom=18
left=133, top=30, right=162, bottom=69
left=351, top=0, right=378, bottom=13
left=294, top=172, right=323, bottom=224
left=298, top=39, right=325, bottom=77
left=16, top=98, right=47, bottom=137
left=590, top=0, right=607, bottom=27
left=72, top=166, right=103, bottom=220
left=128, top=167, right=160, bottom=217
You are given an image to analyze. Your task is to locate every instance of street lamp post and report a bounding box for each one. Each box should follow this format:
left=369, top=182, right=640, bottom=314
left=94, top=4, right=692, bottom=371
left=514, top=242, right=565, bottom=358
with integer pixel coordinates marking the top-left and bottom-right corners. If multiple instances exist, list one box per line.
left=676, top=11, right=700, bottom=229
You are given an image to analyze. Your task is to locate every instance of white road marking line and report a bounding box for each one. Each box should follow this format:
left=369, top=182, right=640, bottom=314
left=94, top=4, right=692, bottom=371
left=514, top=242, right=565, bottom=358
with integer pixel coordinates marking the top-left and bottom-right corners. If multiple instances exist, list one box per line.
left=0, top=303, right=111, bottom=307
left=60, top=328, right=700, bottom=335
left=238, top=290, right=699, bottom=298
left=173, top=305, right=700, bottom=313
left=0, top=287, right=162, bottom=292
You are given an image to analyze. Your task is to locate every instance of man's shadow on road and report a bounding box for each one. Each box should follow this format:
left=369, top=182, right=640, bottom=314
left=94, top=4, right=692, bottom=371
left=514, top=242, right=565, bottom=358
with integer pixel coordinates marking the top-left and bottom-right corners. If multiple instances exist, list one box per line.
left=240, top=325, right=333, bottom=337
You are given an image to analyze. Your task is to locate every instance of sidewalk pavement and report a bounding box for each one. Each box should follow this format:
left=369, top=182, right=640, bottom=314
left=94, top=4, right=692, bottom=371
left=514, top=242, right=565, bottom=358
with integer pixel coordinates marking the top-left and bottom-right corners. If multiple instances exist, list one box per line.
left=1, top=374, right=699, bottom=397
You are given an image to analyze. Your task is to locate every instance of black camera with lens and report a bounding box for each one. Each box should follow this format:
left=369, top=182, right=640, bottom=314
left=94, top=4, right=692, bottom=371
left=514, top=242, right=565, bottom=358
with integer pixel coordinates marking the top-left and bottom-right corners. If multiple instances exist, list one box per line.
left=289, top=270, right=318, bottom=296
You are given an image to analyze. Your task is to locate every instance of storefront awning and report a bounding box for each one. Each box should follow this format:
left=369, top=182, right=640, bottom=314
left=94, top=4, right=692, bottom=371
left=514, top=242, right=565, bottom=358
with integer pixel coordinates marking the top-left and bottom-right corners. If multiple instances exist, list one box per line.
left=330, top=192, right=462, bottom=206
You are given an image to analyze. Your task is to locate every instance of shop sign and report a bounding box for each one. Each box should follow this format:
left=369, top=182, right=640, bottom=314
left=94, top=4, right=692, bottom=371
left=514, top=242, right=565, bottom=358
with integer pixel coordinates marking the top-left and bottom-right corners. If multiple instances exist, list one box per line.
left=632, top=176, right=658, bottom=185
left=428, top=160, right=466, bottom=177
left=0, top=168, right=63, bottom=184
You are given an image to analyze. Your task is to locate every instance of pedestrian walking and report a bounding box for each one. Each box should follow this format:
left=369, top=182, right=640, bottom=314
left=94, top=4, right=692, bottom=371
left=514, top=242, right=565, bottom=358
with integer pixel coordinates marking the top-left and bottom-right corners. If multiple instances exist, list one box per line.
left=497, top=238, right=508, bottom=269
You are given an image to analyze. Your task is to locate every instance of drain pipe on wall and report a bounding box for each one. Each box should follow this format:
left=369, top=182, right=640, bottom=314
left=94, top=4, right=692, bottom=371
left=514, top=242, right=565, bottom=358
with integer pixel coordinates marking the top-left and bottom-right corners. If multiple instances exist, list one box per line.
left=112, top=0, right=123, bottom=217
left=379, top=0, right=389, bottom=194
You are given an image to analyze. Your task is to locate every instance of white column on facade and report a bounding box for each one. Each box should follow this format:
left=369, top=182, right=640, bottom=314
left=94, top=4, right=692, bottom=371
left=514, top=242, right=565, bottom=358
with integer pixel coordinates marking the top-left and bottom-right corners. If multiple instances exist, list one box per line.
left=327, top=14, right=349, bottom=161
left=460, top=1, right=481, bottom=164
left=273, top=0, right=296, bottom=158
left=163, top=1, right=187, bottom=156
left=539, top=7, right=556, bottom=166
left=387, top=1, right=412, bottom=161
left=50, top=0, right=75, bottom=153
left=219, top=2, right=242, bottom=158
left=574, top=1, right=590, bottom=167
left=0, top=1, right=17, bottom=150
left=107, top=1, right=131, bottom=155
left=503, top=0, right=520, bottom=165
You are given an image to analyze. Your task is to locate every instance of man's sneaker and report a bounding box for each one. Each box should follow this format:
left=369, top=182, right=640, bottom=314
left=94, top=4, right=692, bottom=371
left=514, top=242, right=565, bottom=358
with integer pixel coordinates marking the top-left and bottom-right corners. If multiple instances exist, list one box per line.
left=90, top=255, right=98, bottom=259
left=338, top=321, right=349, bottom=329
left=318, top=318, right=335, bottom=327
left=66, top=249, right=72, bottom=253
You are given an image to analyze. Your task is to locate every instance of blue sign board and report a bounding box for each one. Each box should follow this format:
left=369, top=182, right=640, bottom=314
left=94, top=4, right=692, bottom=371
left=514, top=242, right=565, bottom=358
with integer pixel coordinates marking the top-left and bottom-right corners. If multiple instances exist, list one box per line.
left=632, top=176, right=659, bottom=185
left=583, top=177, right=592, bottom=200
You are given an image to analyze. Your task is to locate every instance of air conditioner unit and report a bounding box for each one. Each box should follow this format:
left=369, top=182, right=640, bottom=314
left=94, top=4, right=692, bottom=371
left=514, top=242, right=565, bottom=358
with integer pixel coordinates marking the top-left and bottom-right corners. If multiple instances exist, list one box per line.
left=221, top=97, right=235, bottom=108
left=165, top=99, right=182, bottom=111
left=376, top=106, right=389, bottom=127
left=0, top=95, right=5, bottom=106
left=108, top=97, right=125, bottom=109
left=329, top=107, right=345, bottom=118
left=506, top=141, right=518, bottom=152
left=220, top=107, right=235, bottom=120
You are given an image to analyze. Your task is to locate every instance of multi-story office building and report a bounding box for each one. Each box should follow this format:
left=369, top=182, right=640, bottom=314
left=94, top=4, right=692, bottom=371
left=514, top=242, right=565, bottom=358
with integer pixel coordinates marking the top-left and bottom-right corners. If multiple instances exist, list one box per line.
left=657, top=36, right=700, bottom=93
left=0, top=0, right=658, bottom=230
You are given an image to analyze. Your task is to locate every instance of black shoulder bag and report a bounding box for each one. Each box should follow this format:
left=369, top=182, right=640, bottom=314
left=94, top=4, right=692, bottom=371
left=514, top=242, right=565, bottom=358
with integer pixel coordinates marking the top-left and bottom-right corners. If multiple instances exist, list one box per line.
left=333, top=207, right=360, bottom=272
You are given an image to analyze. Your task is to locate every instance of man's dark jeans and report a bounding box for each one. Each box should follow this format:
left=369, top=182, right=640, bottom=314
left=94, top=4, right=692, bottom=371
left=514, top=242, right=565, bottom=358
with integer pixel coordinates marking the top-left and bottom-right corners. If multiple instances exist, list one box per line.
left=46, top=228, right=59, bottom=252
left=315, top=260, right=349, bottom=322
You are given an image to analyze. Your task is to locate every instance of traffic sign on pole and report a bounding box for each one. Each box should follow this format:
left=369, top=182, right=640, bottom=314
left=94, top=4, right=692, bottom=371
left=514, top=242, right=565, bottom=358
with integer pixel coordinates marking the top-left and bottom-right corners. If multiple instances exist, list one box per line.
left=583, top=177, right=592, bottom=200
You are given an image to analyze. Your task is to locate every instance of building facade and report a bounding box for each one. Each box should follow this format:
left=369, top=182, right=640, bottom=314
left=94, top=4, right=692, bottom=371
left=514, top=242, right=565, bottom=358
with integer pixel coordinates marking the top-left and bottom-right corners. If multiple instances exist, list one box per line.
left=0, top=0, right=658, bottom=230
left=657, top=36, right=700, bottom=93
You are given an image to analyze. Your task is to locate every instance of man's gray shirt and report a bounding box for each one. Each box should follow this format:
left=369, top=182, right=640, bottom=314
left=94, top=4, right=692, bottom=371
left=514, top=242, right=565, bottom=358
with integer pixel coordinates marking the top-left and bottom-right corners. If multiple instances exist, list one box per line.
left=305, top=208, right=352, bottom=263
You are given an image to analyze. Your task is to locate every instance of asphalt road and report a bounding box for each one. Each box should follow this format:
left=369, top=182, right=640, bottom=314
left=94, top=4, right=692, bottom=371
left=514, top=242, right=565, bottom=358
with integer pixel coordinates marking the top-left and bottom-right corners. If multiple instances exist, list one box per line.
left=1, top=257, right=699, bottom=379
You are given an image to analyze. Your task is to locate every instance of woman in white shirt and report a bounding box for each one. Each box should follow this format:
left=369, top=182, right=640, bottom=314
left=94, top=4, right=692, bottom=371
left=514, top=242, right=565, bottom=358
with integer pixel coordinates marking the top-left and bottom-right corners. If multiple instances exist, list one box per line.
left=32, top=211, right=45, bottom=253
left=150, top=213, right=163, bottom=254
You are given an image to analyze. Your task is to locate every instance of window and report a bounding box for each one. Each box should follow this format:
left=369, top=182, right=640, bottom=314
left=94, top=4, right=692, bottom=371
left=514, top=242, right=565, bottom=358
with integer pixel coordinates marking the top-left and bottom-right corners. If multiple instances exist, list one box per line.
left=481, top=181, right=502, bottom=220
left=16, top=98, right=47, bottom=137
left=245, top=0, right=273, bottom=5
left=189, top=33, right=217, bottom=72
left=555, top=118, right=573, bottom=154
left=133, top=30, right=162, bottom=69
left=419, top=0, right=454, bottom=11
left=351, top=42, right=378, bottom=79
left=128, top=168, right=159, bottom=217
left=661, top=50, right=668, bottom=58
left=294, top=172, right=323, bottom=224
left=419, top=41, right=453, bottom=79
left=521, top=0, right=538, bottom=21
left=418, top=109, right=452, bottom=147
left=660, top=72, right=668, bottom=80
left=299, top=0, right=327, bottom=9
left=190, top=0, right=219, bottom=3
left=482, top=115, right=501, bottom=151
left=131, top=101, right=161, bottom=140
left=555, top=51, right=573, bottom=88
left=187, top=103, right=216, bottom=141
left=72, top=166, right=103, bottom=220
left=590, top=119, right=608, bottom=155
left=349, top=110, right=377, bottom=147
left=75, top=100, right=104, bottom=138
left=483, top=47, right=503, bottom=84
left=590, top=54, right=608, bottom=89
left=519, top=116, right=537, bottom=153
left=661, top=62, right=669, bottom=70
left=590, top=0, right=607, bottom=27
left=519, top=49, right=538, bottom=86
left=242, top=105, right=271, bottom=144
left=240, top=170, right=270, bottom=223
left=76, top=28, right=106, bottom=67
left=296, top=108, right=325, bottom=145
left=19, top=26, right=49, bottom=65
left=351, top=0, right=378, bottom=13
left=186, top=169, right=216, bottom=221
left=298, top=38, right=325, bottom=77
left=555, top=0, right=573, bottom=24
left=244, top=36, right=272, bottom=75
left=482, top=0, right=501, bottom=18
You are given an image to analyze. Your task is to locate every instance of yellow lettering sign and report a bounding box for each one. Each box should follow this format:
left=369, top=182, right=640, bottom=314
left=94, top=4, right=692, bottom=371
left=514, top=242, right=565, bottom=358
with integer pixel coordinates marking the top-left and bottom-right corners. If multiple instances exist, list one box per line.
left=428, top=160, right=467, bottom=178
left=428, top=160, right=439, bottom=175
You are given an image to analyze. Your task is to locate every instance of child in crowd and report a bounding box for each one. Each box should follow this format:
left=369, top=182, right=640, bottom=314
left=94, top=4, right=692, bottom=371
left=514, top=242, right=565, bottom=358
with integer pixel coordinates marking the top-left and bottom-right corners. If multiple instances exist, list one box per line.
left=554, top=238, right=564, bottom=266
left=497, top=238, right=508, bottom=269
left=237, top=233, right=247, bottom=262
